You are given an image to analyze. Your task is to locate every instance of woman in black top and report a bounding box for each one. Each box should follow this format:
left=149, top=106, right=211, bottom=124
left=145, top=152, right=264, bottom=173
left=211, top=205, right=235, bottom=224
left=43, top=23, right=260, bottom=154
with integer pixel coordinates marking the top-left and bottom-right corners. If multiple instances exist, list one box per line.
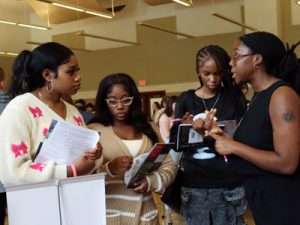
left=173, top=45, right=247, bottom=225
left=207, top=32, right=300, bottom=225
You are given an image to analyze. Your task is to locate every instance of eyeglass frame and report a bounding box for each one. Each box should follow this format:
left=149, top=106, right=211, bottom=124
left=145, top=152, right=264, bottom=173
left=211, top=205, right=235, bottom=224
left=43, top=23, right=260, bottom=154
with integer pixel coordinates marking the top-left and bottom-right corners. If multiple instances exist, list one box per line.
left=105, top=96, right=134, bottom=107
left=230, top=52, right=255, bottom=64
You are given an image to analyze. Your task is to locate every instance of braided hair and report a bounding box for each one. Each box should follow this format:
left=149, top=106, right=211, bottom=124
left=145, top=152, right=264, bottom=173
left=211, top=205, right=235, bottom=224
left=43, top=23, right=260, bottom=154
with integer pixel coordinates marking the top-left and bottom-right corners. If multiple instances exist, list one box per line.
left=8, top=42, right=74, bottom=98
left=240, top=31, right=300, bottom=95
left=196, top=45, right=246, bottom=104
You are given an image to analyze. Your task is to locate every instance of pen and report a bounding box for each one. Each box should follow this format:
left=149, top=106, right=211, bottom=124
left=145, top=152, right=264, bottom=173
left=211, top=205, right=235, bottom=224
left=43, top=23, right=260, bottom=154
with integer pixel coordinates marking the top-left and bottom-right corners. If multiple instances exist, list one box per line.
left=172, top=118, right=182, bottom=122
left=223, top=155, right=228, bottom=163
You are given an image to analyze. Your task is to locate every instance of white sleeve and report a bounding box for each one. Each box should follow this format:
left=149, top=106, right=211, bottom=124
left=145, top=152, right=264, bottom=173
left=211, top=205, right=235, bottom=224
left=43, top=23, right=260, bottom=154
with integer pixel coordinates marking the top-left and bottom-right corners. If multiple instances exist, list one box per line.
left=159, top=114, right=171, bottom=142
left=0, top=100, right=66, bottom=186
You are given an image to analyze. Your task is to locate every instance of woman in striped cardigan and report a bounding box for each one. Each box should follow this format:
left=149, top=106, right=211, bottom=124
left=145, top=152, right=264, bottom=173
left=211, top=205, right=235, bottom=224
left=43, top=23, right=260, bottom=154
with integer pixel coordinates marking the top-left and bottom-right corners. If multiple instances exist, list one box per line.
left=88, top=73, right=178, bottom=225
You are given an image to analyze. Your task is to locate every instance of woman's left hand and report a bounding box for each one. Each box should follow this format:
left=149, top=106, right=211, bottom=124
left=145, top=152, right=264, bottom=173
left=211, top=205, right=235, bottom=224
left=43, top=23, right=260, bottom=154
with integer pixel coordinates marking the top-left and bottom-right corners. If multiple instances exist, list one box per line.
left=133, top=178, right=149, bottom=193
left=192, top=109, right=223, bottom=135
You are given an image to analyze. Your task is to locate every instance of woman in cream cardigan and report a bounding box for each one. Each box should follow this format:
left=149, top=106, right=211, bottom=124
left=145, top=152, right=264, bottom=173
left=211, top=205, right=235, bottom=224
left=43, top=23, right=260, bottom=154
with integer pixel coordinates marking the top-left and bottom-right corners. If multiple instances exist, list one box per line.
left=88, top=73, right=178, bottom=225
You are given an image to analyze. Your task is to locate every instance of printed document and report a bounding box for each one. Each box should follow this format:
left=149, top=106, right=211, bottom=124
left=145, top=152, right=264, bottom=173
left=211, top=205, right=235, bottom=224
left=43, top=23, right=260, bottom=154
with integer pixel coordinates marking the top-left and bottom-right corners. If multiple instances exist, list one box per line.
left=34, top=120, right=100, bottom=164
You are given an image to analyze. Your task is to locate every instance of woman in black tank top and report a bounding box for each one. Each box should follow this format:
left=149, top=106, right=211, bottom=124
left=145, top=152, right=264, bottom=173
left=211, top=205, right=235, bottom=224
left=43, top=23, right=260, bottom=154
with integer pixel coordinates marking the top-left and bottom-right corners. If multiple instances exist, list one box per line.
left=206, top=32, right=300, bottom=225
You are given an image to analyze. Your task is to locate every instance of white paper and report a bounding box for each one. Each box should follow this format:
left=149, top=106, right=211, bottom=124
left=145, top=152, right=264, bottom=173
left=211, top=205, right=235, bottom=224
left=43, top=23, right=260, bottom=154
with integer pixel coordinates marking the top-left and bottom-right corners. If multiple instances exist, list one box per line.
left=124, top=152, right=149, bottom=186
left=188, top=128, right=203, bottom=143
left=193, top=112, right=217, bottom=121
left=35, top=120, right=100, bottom=164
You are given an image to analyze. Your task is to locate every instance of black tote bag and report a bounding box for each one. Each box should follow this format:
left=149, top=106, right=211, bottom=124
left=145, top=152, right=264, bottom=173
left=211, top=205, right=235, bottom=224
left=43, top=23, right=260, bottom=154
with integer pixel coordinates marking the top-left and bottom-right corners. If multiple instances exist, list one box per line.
left=160, top=168, right=182, bottom=213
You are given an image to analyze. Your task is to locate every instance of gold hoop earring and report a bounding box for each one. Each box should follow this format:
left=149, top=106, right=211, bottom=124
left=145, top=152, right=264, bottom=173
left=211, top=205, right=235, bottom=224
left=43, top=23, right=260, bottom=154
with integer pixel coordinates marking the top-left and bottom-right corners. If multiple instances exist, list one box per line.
left=46, top=80, right=54, bottom=93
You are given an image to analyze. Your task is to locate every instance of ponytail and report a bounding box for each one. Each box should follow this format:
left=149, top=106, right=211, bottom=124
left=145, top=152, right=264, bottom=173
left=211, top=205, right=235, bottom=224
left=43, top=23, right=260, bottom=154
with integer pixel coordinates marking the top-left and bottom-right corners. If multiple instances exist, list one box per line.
left=274, top=41, right=300, bottom=95
left=8, top=50, right=32, bottom=98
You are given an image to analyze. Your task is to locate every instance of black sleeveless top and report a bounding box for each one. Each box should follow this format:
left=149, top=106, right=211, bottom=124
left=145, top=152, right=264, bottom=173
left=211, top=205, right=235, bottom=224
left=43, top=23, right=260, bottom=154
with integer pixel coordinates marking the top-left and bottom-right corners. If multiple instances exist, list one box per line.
left=233, top=80, right=300, bottom=176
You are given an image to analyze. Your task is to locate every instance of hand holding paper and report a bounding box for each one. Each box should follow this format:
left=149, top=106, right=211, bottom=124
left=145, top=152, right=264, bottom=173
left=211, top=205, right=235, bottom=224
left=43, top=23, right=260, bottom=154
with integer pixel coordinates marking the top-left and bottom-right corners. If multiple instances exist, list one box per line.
left=84, top=143, right=103, bottom=161
left=124, top=143, right=173, bottom=188
left=72, top=155, right=96, bottom=176
left=133, top=178, right=149, bottom=193
left=108, top=156, right=133, bottom=175
left=34, top=120, right=100, bottom=165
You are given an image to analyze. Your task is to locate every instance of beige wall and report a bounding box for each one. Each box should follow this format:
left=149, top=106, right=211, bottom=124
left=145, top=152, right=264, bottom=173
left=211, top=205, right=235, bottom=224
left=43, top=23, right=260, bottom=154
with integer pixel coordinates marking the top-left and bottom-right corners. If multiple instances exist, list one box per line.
left=76, top=18, right=241, bottom=92
left=282, top=0, right=300, bottom=56
left=1, top=0, right=300, bottom=99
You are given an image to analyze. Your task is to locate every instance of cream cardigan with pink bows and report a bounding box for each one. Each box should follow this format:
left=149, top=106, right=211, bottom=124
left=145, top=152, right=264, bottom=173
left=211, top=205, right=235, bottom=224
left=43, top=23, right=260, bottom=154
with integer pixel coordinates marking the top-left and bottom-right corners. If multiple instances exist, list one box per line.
left=0, top=93, right=85, bottom=186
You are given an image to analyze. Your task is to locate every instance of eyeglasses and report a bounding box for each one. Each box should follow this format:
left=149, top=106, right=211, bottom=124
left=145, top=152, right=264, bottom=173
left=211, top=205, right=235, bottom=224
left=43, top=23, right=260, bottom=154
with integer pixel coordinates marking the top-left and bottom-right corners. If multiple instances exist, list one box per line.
left=105, top=97, right=134, bottom=107
left=231, top=53, right=255, bottom=63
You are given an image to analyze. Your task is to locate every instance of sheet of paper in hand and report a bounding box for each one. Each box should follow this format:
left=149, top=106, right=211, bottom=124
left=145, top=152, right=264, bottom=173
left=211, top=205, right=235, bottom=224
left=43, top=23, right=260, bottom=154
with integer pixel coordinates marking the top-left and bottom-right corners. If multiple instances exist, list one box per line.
left=124, top=143, right=173, bottom=188
left=34, top=119, right=100, bottom=165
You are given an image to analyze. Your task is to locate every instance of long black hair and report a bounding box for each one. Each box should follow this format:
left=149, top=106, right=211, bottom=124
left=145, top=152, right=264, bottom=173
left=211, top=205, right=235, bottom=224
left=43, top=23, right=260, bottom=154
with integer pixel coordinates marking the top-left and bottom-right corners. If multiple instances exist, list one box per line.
left=91, top=73, right=158, bottom=144
left=9, top=42, right=74, bottom=98
left=240, top=31, right=300, bottom=95
left=196, top=44, right=246, bottom=107
left=161, top=96, right=175, bottom=117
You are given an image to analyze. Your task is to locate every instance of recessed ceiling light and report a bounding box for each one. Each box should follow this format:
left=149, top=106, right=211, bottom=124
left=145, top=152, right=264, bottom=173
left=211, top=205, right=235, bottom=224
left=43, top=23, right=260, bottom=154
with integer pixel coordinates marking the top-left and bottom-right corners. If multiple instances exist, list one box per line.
left=172, top=0, right=192, bottom=7
left=37, top=0, right=114, bottom=19
left=0, top=19, right=50, bottom=30
left=0, top=51, right=18, bottom=56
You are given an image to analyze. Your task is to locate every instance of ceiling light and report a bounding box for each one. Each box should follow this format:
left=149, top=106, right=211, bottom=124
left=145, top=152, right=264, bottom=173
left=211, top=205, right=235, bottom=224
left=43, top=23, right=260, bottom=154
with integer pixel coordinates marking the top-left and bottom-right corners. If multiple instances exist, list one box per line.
left=137, top=22, right=195, bottom=38
left=0, top=19, right=50, bottom=30
left=211, top=12, right=258, bottom=31
left=295, top=1, right=300, bottom=5
left=172, top=0, right=192, bottom=7
left=0, top=51, right=18, bottom=56
left=85, top=11, right=113, bottom=19
left=18, top=23, right=50, bottom=30
left=52, top=2, right=84, bottom=12
left=37, top=0, right=114, bottom=19
left=0, top=20, right=17, bottom=25
left=76, top=32, right=138, bottom=45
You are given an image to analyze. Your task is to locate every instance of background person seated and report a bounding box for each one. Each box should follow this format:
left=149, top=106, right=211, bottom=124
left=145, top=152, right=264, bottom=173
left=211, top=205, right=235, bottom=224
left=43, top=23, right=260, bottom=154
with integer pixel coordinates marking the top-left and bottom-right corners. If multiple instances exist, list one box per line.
left=74, top=99, right=94, bottom=124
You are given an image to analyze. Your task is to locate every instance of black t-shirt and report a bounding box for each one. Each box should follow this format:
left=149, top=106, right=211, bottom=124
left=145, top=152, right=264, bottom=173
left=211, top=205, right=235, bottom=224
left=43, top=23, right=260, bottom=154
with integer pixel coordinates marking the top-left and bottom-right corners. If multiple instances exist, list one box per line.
left=174, top=88, right=245, bottom=188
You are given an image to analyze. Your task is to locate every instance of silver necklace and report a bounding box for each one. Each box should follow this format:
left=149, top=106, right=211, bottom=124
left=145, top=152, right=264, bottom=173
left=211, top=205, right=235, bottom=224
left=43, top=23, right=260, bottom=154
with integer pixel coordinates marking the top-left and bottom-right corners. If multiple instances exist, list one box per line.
left=201, top=92, right=221, bottom=110
left=237, top=92, right=260, bottom=128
